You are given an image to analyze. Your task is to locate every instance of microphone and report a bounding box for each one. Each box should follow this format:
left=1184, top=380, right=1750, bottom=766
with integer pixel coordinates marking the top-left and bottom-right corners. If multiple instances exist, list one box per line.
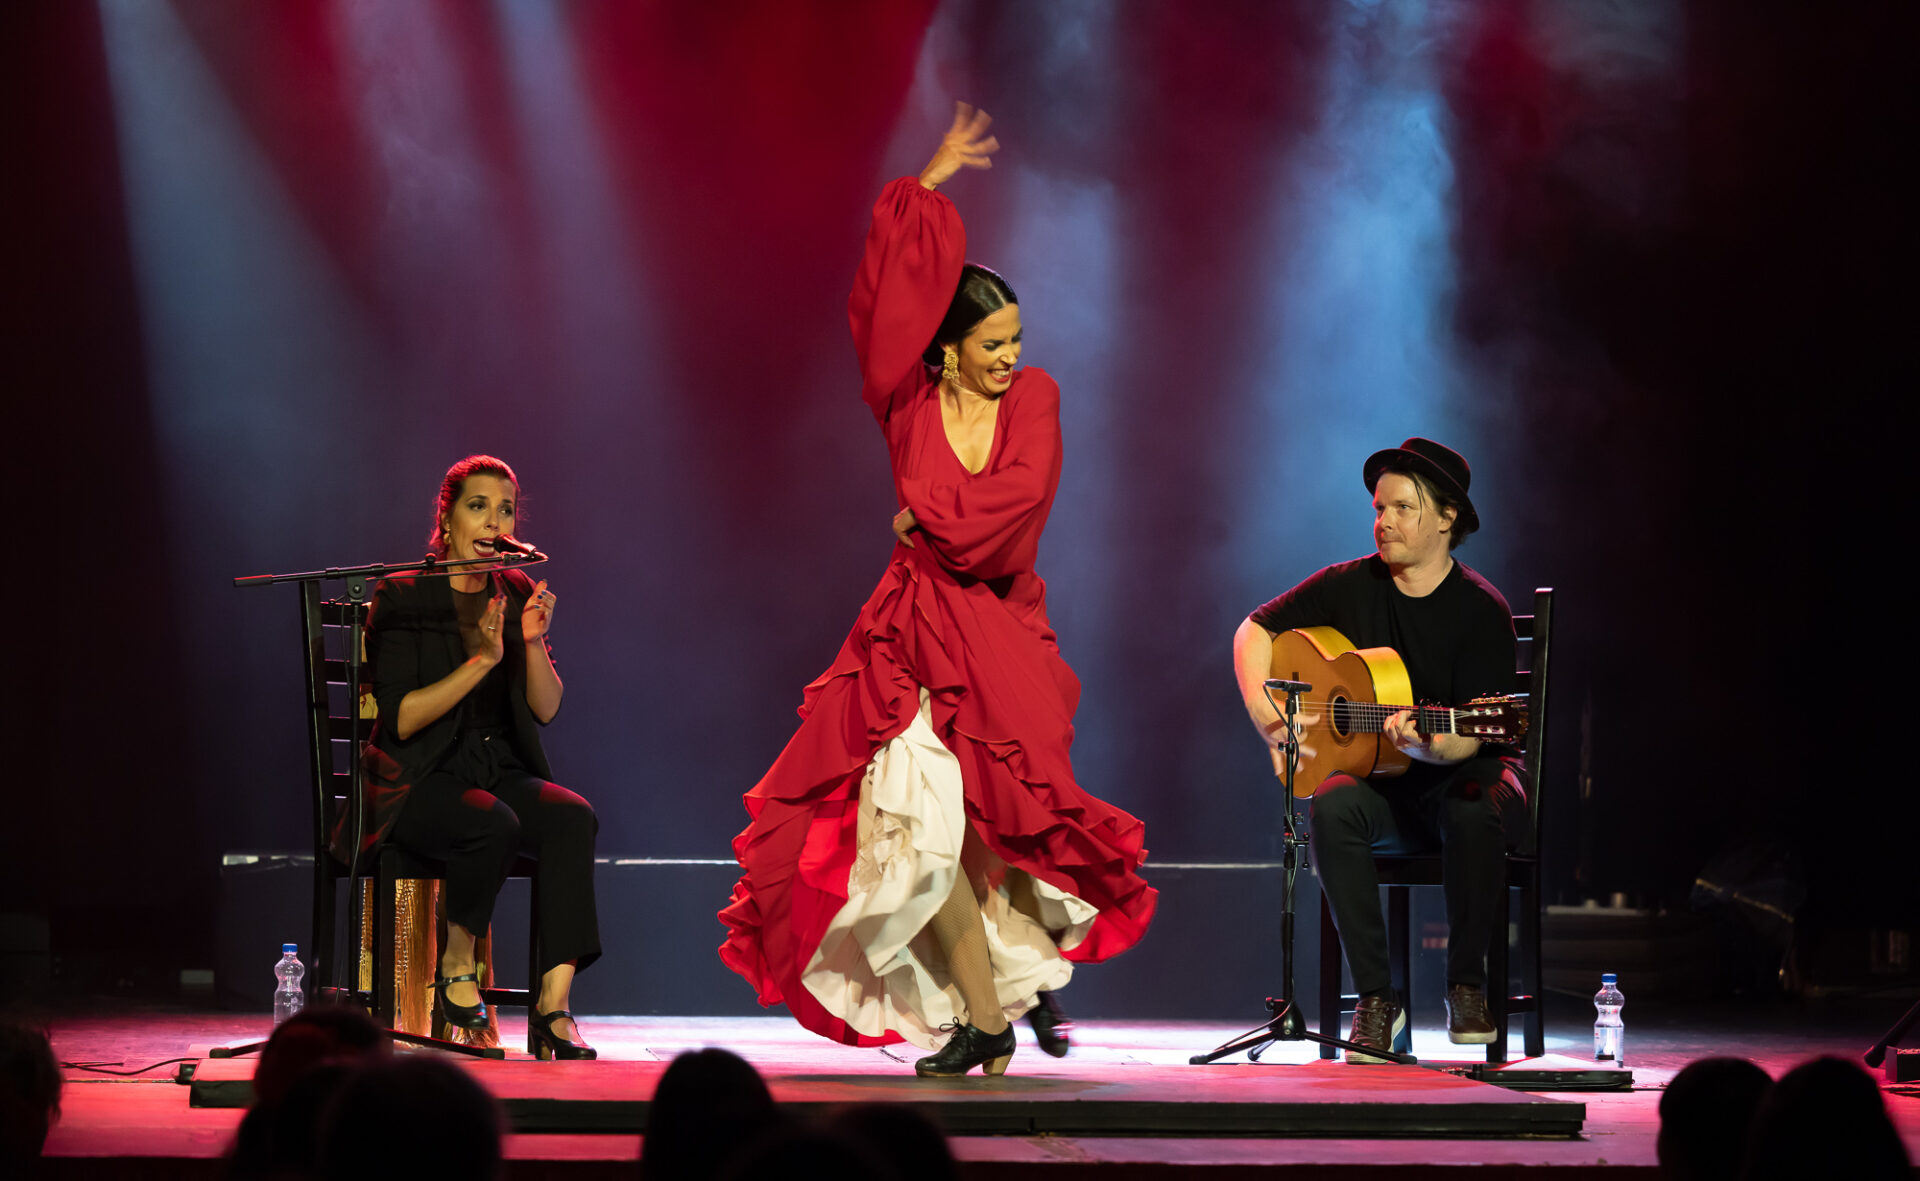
left=1264, top=678, right=1313, bottom=695
left=492, top=536, right=544, bottom=559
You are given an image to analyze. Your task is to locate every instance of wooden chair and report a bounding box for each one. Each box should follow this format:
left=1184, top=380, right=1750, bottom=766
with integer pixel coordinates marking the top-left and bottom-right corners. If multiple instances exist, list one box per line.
left=1316, top=586, right=1554, bottom=1063
left=302, top=581, right=539, bottom=1059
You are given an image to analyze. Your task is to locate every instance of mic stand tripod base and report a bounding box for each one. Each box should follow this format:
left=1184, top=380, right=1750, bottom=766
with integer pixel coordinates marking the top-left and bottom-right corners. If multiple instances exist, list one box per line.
left=1187, top=997, right=1418, bottom=1066
left=1188, top=678, right=1416, bottom=1068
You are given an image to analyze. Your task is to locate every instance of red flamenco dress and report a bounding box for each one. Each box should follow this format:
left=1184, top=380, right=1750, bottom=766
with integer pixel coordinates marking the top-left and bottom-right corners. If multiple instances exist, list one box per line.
left=718, top=177, right=1157, bottom=1049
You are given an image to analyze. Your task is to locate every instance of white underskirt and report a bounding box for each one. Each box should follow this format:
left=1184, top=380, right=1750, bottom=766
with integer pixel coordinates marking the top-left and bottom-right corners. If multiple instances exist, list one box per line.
left=800, top=689, right=1097, bottom=1049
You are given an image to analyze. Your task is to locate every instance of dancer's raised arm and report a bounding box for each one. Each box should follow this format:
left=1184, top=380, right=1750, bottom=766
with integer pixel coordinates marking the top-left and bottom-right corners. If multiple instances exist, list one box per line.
left=849, top=103, right=1001, bottom=423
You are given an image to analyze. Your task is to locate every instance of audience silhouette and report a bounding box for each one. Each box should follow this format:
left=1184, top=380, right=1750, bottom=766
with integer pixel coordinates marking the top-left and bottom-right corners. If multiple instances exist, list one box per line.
left=641, top=1047, right=782, bottom=1180
left=0, top=1017, right=61, bottom=1166
left=1737, top=1056, right=1910, bottom=1181
left=227, top=1003, right=390, bottom=1180
left=316, top=1055, right=504, bottom=1181
left=1657, top=1056, right=1772, bottom=1181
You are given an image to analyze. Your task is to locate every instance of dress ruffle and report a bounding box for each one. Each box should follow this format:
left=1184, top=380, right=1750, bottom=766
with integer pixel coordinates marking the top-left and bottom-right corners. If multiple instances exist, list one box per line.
left=719, top=553, right=1157, bottom=1048
left=800, top=689, right=1093, bottom=1049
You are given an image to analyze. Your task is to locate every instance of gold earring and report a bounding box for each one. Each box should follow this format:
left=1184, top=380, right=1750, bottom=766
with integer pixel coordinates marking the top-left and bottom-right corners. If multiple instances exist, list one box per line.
left=942, top=349, right=960, bottom=383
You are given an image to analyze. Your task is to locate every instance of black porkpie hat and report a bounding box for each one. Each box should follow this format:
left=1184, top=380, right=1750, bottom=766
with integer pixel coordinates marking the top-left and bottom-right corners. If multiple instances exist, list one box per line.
left=1363, top=437, right=1479, bottom=535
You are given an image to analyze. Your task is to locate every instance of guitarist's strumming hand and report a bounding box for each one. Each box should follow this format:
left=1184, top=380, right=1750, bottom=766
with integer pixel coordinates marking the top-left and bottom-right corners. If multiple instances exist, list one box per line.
left=1263, top=710, right=1318, bottom=781
left=1383, top=709, right=1481, bottom=766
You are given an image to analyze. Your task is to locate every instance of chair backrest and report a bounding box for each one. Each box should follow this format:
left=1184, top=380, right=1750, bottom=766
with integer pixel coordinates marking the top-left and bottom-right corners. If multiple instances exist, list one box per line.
left=1511, top=587, right=1554, bottom=847
left=300, top=583, right=374, bottom=873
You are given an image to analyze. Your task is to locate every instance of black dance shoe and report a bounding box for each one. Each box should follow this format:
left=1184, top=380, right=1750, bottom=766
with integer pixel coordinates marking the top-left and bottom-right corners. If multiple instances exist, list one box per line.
left=432, top=973, right=488, bottom=1031
left=528, top=1009, right=598, bottom=1061
left=1026, top=990, right=1072, bottom=1058
left=914, top=1022, right=1017, bottom=1077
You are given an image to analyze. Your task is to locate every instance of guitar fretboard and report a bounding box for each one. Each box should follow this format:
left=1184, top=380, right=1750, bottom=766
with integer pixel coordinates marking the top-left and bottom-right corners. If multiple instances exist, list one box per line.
left=1297, top=700, right=1459, bottom=734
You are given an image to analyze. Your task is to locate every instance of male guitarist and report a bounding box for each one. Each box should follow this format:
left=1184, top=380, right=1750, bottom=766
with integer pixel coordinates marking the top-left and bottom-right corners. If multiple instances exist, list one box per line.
left=1232, top=438, right=1529, bottom=1063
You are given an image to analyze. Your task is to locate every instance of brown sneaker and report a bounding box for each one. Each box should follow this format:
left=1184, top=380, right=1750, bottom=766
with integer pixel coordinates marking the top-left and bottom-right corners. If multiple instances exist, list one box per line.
left=1446, top=984, right=1497, bottom=1044
left=1345, top=994, right=1408, bottom=1064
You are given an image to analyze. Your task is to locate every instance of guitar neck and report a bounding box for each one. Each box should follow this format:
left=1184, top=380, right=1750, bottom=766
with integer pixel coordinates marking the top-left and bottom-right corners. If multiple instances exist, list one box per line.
left=1331, top=702, right=1463, bottom=734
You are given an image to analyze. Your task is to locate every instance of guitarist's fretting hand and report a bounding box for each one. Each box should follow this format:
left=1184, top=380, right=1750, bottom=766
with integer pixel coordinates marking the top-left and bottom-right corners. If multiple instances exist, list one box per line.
left=1383, top=709, right=1481, bottom=766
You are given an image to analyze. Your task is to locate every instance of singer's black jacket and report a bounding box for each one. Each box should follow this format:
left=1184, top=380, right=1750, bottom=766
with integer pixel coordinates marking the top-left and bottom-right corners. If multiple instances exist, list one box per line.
left=327, top=566, right=555, bottom=864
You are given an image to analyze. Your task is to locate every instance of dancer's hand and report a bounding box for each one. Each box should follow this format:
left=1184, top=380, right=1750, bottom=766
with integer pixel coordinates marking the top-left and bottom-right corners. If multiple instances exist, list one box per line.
left=892, top=507, right=919, bottom=548
left=918, top=102, right=999, bottom=190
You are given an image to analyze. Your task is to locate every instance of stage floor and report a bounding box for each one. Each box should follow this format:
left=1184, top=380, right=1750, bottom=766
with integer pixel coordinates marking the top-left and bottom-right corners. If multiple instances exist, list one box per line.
left=35, top=999, right=1920, bottom=1178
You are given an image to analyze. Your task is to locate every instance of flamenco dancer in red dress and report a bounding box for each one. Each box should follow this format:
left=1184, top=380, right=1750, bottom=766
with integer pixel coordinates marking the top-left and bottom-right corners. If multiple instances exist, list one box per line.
left=719, top=105, right=1158, bottom=1077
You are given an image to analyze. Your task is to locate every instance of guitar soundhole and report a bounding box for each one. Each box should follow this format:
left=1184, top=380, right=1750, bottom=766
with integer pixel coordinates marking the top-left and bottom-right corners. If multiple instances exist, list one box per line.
left=1330, top=695, right=1352, bottom=738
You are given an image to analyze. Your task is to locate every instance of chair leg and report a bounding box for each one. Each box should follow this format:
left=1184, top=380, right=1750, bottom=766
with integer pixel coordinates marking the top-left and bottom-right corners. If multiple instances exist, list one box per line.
left=1489, top=888, right=1511, bottom=1064
left=374, top=868, right=397, bottom=1029
left=1387, top=886, right=1411, bottom=1027
left=345, top=866, right=366, bottom=1011
left=311, top=867, right=333, bottom=1003
left=1523, top=870, right=1545, bottom=1058
left=528, top=871, right=543, bottom=1053
left=1318, top=893, right=1343, bottom=1059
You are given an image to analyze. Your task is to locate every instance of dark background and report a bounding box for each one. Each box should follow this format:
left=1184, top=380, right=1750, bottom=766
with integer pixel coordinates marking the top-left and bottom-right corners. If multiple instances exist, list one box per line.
left=4, top=0, right=1907, bottom=1005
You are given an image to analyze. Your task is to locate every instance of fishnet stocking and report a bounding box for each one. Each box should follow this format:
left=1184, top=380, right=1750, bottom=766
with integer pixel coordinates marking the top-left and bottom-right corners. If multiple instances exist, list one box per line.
left=927, top=860, right=1009, bottom=1034
left=1006, top=867, right=1045, bottom=928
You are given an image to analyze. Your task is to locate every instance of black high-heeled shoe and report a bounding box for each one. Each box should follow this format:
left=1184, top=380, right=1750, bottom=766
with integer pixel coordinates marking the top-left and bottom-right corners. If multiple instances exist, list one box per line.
left=432, top=973, right=488, bottom=1031
left=914, top=1022, right=1016, bottom=1077
left=1026, top=990, right=1072, bottom=1058
left=528, top=1009, right=597, bottom=1061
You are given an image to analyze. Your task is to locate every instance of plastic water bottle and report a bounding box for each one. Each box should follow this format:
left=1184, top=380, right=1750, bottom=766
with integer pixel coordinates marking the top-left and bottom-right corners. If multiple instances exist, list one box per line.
left=1593, top=972, right=1625, bottom=1063
left=273, top=944, right=306, bottom=1025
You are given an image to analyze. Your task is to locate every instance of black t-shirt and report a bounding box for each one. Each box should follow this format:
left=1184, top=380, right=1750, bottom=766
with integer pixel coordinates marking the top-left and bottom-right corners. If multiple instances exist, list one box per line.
left=1249, top=555, right=1516, bottom=779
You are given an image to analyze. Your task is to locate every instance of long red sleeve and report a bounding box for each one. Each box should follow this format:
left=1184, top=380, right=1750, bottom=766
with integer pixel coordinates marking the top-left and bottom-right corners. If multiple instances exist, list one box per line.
left=898, top=371, right=1062, bottom=582
left=848, top=177, right=965, bottom=423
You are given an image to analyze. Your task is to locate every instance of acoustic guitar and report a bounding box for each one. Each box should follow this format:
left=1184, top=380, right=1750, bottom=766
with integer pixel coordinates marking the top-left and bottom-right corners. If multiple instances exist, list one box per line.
left=1266, top=626, right=1527, bottom=798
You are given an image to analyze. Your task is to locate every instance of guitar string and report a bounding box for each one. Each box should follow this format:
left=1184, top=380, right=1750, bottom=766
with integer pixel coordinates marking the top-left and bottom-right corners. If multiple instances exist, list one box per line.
left=1291, top=700, right=1519, bottom=710
left=1289, top=702, right=1519, bottom=717
left=1291, top=706, right=1508, bottom=716
left=1262, top=684, right=1525, bottom=737
left=1285, top=701, right=1524, bottom=733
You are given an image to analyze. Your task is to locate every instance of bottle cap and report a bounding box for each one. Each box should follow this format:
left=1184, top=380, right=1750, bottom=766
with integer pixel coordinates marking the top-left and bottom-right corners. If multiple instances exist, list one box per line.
left=283, top=943, right=298, bottom=954
left=1601, top=972, right=1617, bottom=984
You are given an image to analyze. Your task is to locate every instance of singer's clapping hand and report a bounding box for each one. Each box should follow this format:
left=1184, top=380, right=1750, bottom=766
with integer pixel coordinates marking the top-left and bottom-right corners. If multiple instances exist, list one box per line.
left=468, top=593, right=507, bottom=665
left=522, top=579, right=557, bottom=642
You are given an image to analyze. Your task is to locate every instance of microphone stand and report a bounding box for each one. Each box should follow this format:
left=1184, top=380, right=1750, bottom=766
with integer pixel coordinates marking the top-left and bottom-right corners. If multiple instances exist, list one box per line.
left=221, top=549, right=548, bottom=1041
left=1864, top=996, right=1920, bottom=1078
left=1189, top=678, right=1418, bottom=1066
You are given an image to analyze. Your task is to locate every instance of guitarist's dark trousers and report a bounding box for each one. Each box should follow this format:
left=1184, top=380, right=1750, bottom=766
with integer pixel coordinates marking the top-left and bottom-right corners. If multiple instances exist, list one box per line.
left=1310, top=755, right=1530, bottom=996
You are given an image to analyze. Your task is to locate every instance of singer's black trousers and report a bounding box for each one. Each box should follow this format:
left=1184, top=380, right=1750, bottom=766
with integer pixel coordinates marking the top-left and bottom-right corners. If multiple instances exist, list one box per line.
left=1310, top=755, right=1529, bottom=998
left=386, top=728, right=601, bottom=978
